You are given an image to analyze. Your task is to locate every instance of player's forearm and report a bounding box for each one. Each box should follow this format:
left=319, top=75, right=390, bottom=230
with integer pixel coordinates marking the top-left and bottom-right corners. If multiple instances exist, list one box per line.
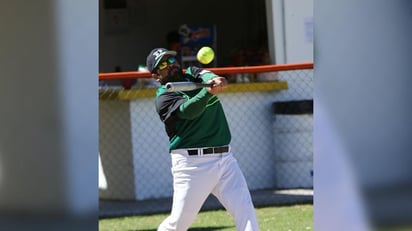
left=177, top=88, right=211, bottom=120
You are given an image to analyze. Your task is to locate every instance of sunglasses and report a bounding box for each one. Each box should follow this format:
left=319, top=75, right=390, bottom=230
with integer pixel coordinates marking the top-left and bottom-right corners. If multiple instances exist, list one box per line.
left=157, top=56, right=177, bottom=71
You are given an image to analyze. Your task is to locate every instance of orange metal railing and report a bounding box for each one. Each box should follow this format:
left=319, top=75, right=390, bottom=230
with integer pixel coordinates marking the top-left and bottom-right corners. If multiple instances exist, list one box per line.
left=98, top=62, right=314, bottom=81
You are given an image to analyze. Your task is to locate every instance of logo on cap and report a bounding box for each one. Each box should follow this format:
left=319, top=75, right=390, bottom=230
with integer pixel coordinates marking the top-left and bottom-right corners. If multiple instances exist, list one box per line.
left=153, top=49, right=167, bottom=61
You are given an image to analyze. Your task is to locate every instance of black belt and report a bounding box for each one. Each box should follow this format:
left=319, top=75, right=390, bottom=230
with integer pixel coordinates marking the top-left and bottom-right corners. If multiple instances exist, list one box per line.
left=187, top=146, right=229, bottom=155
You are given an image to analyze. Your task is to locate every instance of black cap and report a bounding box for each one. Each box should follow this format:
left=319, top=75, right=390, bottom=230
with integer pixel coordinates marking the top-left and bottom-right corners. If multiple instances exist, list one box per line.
left=146, top=48, right=177, bottom=73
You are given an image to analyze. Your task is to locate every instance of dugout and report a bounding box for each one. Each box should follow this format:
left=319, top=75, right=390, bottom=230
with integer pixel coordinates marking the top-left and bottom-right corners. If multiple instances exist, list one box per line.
left=272, top=99, right=313, bottom=188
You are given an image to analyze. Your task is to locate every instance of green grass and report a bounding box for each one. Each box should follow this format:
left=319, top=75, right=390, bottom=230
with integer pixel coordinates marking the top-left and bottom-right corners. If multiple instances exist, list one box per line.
left=99, top=204, right=313, bottom=231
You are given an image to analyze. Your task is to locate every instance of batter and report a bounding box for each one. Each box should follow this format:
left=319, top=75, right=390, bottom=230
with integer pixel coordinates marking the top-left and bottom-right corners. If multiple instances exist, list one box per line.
left=146, top=48, right=259, bottom=231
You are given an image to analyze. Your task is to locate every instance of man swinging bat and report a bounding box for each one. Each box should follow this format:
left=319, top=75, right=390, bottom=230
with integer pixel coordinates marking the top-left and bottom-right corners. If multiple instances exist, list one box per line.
left=146, top=48, right=260, bottom=231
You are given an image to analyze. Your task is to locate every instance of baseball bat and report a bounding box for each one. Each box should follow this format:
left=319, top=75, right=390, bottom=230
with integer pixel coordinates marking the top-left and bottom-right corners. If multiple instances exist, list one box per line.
left=165, top=82, right=213, bottom=92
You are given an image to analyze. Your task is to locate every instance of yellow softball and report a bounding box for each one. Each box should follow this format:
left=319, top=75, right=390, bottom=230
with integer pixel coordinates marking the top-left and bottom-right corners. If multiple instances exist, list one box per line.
left=197, top=46, right=215, bottom=64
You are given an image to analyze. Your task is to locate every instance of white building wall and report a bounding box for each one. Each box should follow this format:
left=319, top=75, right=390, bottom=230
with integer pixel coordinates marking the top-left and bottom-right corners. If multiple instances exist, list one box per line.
left=266, top=0, right=313, bottom=64
left=130, top=99, right=172, bottom=200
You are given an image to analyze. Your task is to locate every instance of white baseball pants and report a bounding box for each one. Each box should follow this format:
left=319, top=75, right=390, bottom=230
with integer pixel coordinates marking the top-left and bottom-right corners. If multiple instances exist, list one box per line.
left=158, top=149, right=259, bottom=231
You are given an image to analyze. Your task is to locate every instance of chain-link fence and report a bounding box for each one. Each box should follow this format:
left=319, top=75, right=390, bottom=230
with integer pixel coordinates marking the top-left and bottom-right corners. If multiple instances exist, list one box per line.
left=98, top=64, right=313, bottom=217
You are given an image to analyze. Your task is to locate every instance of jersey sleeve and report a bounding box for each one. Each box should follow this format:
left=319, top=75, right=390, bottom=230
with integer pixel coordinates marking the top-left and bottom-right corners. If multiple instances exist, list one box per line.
left=176, top=88, right=212, bottom=120
left=156, top=92, right=186, bottom=123
left=155, top=92, right=186, bottom=139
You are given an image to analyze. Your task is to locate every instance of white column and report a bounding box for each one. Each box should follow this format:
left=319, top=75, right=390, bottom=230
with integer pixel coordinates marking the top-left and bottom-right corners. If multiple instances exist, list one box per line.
left=315, top=0, right=412, bottom=230
left=0, top=0, right=98, bottom=222
left=54, top=0, right=98, bottom=215
left=266, top=0, right=286, bottom=64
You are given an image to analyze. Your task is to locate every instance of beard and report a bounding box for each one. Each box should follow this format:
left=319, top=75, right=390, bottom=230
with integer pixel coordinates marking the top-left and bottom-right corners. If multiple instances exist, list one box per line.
left=158, top=66, right=185, bottom=85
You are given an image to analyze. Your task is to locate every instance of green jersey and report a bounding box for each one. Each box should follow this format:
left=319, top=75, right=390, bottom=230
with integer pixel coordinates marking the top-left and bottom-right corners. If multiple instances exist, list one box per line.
left=155, top=66, right=231, bottom=151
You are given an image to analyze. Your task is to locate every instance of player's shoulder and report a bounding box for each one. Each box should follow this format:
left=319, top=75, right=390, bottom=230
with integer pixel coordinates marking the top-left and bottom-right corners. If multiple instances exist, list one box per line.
left=156, top=84, right=168, bottom=96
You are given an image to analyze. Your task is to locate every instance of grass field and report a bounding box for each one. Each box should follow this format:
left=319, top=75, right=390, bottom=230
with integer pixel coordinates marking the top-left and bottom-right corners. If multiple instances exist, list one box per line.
left=99, top=204, right=313, bottom=231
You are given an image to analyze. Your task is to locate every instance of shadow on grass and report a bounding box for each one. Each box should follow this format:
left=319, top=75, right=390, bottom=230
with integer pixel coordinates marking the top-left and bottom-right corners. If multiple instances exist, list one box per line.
left=189, top=226, right=234, bottom=231
left=129, top=226, right=234, bottom=231
left=127, top=229, right=156, bottom=231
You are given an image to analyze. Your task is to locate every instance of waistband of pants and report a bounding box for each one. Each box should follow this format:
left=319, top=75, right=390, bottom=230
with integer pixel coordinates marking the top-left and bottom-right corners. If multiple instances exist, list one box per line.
left=171, top=145, right=230, bottom=156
